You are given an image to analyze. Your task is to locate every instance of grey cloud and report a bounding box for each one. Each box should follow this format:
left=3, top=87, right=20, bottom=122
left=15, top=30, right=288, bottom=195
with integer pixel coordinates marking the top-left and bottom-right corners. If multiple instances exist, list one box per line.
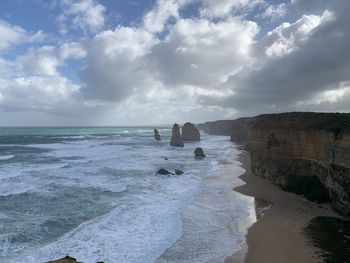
left=291, top=0, right=332, bottom=14
left=150, top=18, right=258, bottom=88
left=200, top=0, right=350, bottom=115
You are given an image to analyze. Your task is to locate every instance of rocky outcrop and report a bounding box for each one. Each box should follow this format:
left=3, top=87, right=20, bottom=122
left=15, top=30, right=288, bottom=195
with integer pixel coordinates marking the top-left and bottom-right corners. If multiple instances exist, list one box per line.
left=182, top=122, right=200, bottom=141
left=194, top=147, right=206, bottom=158
left=170, top=123, right=184, bottom=147
left=154, top=129, right=161, bottom=141
left=47, top=255, right=78, bottom=263
left=156, top=168, right=174, bottom=175
left=249, top=112, right=350, bottom=216
left=175, top=169, right=184, bottom=175
left=198, top=117, right=255, bottom=144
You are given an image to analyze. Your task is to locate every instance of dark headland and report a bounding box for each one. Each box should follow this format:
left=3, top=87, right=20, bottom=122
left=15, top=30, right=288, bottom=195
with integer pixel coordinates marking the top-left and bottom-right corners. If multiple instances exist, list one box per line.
left=199, top=112, right=350, bottom=263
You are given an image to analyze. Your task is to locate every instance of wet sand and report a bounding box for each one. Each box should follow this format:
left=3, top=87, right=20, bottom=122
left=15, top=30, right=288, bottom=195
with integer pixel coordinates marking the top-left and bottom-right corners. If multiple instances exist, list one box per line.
left=227, top=151, right=339, bottom=263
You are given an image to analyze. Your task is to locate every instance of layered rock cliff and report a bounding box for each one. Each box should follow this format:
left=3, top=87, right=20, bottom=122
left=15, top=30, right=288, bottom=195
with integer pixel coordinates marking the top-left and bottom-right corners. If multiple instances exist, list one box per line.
left=198, top=117, right=255, bottom=144
left=249, top=112, right=350, bottom=216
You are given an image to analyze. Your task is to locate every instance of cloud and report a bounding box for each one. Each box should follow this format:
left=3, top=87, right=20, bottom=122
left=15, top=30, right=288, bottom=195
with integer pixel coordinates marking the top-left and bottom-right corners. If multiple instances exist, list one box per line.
left=201, top=0, right=350, bottom=115
left=18, top=42, right=86, bottom=76
left=0, top=75, right=79, bottom=113
left=76, top=13, right=259, bottom=105
left=18, top=46, right=60, bottom=76
left=260, top=3, right=287, bottom=20
left=263, top=12, right=330, bottom=58
left=151, top=17, right=259, bottom=88
left=78, top=26, right=158, bottom=101
left=57, top=0, right=106, bottom=34
left=143, top=0, right=190, bottom=33
left=0, top=19, right=45, bottom=51
left=291, top=0, right=332, bottom=14
left=199, top=0, right=263, bottom=18
left=1, top=0, right=350, bottom=125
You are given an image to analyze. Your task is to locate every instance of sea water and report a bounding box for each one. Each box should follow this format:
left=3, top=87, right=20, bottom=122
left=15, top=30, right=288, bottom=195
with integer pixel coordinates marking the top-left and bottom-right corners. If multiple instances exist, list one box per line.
left=0, top=127, right=254, bottom=263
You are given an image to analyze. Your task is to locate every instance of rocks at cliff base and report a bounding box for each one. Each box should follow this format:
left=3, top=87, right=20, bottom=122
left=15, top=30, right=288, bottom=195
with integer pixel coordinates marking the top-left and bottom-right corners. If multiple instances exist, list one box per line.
left=154, top=129, right=161, bottom=141
left=170, top=123, right=184, bottom=147
left=46, top=255, right=78, bottom=263
left=175, top=169, right=184, bottom=175
left=156, top=168, right=174, bottom=175
left=182, top=122, right=200, bottom=141
left=194, top=147, right=206, bottom=158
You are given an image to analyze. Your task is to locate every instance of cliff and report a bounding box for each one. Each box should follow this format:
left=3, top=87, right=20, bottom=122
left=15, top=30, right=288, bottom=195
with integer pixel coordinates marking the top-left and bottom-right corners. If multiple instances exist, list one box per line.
left=198, top=117, right=255, bottom=144
left=249, top=112, right=350, bottom=216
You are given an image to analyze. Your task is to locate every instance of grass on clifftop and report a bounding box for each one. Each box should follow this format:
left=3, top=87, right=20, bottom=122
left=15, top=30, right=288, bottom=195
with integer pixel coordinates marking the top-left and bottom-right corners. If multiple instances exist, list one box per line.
left=304, top=216, right=350, bottom=263
left=282, top=176, right=330, bottom=203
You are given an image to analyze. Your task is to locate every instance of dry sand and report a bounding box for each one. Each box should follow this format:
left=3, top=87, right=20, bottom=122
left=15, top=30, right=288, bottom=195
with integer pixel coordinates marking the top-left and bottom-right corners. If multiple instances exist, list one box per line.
left=226, top=151, right=340, bottom=263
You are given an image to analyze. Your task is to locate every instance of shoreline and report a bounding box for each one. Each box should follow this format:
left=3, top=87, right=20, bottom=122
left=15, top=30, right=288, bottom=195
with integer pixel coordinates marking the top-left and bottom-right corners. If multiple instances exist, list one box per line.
left=228, top=150, right=340, bottom=263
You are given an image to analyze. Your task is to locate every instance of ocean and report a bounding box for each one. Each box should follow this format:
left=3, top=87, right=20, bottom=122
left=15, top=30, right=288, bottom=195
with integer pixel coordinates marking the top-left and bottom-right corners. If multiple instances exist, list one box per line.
left=0, top=127, right=255, bottom=263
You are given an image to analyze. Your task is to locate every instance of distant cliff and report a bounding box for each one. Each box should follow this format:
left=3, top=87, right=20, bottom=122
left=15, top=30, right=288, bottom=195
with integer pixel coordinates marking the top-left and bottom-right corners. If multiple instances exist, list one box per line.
left=249, top=112, right=350, bottom=216
left=198, top=117, right=255, bottom=144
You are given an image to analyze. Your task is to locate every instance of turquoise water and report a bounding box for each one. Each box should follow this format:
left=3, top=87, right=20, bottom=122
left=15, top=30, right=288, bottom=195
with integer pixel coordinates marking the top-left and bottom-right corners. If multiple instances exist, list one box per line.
left=0, top=127, right=251, bottom=263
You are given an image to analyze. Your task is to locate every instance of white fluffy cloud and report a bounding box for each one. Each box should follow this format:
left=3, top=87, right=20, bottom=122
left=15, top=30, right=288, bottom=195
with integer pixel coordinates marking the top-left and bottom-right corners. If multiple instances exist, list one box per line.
left=79, top=26, right=159, bottom=101
left=200, top=0, right=263, bottom=18
left=77, top=14, right=259, bottom=105
left=260, top=3, right=287, bottom=20
left=1, top=0, right=350, bottom=125
left=143, top=0, right=189, bottom=33
left=263, top=11, right=334, bottom=58
left=0, top=19, right=44, bottom=51
left=151, top=17, right=259, bottom=88
left=18, top=42, right=87, bottom=76
left=0, top=75, right=79, bottom=112
left=0, top=31, right=86, bottom=116
left=57, top=0, right=106, bottom=34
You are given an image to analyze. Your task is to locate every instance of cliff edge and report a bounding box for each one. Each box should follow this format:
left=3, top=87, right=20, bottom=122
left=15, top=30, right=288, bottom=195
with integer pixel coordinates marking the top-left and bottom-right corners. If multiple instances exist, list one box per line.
left=249, top=112, right=350, bottom=216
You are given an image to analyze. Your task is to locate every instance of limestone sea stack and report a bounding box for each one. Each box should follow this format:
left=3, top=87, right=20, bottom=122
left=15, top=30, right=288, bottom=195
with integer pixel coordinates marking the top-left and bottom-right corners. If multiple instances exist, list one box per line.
left=154, top=129, right=161, bottom=141
left=170, top=123, right=184, bottom=147
left=182, top=122, right=200, bottom=141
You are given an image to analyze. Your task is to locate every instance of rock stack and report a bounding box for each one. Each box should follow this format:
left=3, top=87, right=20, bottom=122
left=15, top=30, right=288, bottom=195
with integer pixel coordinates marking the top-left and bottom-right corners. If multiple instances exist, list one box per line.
left=170, top=123, right=184, bottom=147
left=154, top=129, right=161, bottom=141
left=182, top=122, right=200, bottom=141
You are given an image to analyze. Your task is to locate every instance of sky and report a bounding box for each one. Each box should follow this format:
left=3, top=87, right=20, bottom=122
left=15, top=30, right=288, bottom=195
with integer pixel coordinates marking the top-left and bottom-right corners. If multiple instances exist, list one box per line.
left=0, top=0, right=349, bottom=126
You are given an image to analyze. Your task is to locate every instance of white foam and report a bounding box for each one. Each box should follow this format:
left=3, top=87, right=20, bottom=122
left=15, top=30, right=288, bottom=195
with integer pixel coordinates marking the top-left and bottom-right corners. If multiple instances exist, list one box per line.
left=0, top=155, right=14, bottom=161
left=0, top=132, right=254, bottom=263
left=15, top=176, right=202, bottom=263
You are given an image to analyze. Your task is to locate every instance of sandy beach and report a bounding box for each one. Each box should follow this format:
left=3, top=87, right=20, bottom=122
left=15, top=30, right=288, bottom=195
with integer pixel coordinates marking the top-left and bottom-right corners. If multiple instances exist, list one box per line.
left=227, top=151, right=340, bottom=263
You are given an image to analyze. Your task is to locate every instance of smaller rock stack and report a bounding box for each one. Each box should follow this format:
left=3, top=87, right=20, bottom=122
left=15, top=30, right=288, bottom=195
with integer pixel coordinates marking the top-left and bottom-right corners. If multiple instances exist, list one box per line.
left=154, top=129, right=161, bottom=141
left=170, top=123, right=184, bottom=147
left=182, top=122, right=200, bottom=141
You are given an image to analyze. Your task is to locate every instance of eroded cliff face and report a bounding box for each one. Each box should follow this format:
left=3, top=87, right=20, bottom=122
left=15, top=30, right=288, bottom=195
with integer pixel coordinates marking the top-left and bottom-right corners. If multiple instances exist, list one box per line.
left=249, top=113, right=350, bottom=216
left=198, top=117, right=255, bottom=144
